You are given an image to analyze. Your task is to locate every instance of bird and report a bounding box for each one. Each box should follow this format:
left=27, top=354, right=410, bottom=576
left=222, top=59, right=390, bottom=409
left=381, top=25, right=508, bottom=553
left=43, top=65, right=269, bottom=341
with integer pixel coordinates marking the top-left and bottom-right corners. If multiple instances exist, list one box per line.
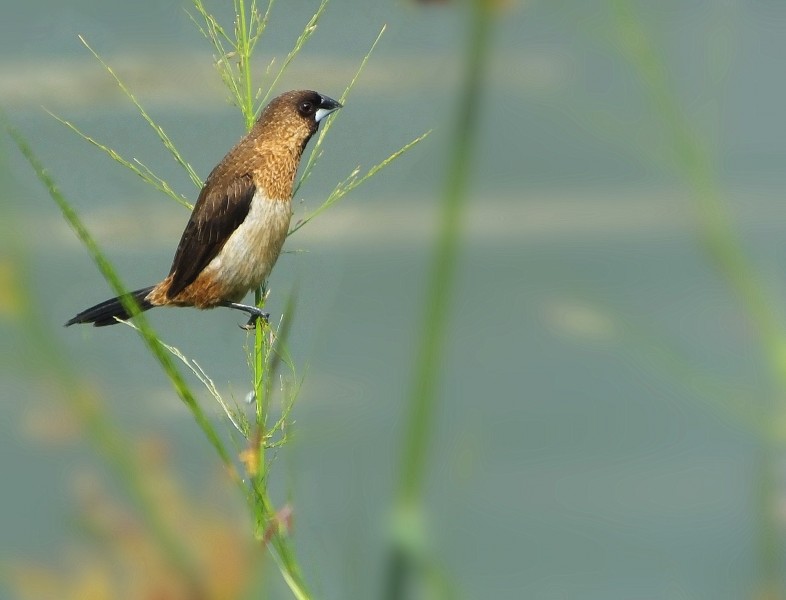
left=66, top=89, right=341, bottom=328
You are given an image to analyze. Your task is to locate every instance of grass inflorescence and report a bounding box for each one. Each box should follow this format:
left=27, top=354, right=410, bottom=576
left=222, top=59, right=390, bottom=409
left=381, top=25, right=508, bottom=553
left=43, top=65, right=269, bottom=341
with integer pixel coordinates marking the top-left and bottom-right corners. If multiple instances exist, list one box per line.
left=5, top=1, right=428, bottom=597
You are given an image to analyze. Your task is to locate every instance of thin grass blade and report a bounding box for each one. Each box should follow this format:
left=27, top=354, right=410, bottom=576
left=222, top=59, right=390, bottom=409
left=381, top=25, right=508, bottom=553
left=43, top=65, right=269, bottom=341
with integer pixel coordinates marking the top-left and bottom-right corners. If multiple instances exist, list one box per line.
left=78, top=35, right=203, bottom=190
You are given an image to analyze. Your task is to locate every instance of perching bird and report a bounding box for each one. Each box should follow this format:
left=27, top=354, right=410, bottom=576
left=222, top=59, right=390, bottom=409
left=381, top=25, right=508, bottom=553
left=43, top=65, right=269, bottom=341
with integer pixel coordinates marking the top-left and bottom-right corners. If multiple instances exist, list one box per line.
left=66, top=89, right=341, bottom=328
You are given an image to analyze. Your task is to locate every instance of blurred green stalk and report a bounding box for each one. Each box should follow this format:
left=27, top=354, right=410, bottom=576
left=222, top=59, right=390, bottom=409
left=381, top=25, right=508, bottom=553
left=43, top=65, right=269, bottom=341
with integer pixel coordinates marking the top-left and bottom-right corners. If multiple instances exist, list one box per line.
left=610, top=1, right=786, bottom=596
left=399, top=0, right=493, bottom=518
left=610, top=1, right=786, bottom=383
left=386, top=1, right=494, bottom=598
left=3, top=120, right=205, bottom=596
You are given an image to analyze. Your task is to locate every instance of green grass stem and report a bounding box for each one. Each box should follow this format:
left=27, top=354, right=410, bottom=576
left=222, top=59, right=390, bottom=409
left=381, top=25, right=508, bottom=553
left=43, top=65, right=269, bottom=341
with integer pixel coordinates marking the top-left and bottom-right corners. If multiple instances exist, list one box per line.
left=3, top=117, right=206, bottom=594
left=289, top=129, right=431, bottom=236
left=385, top=1, right=494, bottom=598
left=46, top=109, right=193, bottom=209
left=78, top=35, right=203, bottom=190
left=296, top=24, right=387, bottom=194
left=257, top=0, right=329, bottom=113
left=5, top=121, right=234, bottom=473
left=608, top=1, right=786, bottom=596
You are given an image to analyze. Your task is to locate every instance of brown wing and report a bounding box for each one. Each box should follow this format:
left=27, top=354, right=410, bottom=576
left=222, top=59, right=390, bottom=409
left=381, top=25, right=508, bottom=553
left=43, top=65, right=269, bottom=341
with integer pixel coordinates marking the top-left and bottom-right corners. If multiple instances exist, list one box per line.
left=166, top=172, right=255, bottom=299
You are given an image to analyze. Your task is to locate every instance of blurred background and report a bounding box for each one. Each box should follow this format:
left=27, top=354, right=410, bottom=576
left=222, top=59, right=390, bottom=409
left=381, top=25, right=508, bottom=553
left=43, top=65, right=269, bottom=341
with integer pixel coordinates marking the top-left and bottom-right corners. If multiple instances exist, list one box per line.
left=2, top=0, right=786, bottom=598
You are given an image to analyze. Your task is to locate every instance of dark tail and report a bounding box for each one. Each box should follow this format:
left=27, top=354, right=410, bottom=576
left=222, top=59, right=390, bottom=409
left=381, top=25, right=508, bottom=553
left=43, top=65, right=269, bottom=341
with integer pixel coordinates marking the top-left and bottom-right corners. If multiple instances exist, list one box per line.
left=65, top=286, right=156, bottom=327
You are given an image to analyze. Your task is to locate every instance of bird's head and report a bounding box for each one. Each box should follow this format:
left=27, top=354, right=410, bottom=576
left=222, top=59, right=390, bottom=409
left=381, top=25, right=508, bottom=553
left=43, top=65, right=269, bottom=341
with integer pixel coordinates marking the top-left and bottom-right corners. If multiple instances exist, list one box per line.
left=253, top=90, right=342, bottom=152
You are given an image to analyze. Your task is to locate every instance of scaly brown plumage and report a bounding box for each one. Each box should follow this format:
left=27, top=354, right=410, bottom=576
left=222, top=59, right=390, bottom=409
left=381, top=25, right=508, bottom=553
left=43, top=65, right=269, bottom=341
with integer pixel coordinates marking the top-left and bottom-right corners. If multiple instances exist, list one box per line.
left=66, top=90, right=341, bottom=328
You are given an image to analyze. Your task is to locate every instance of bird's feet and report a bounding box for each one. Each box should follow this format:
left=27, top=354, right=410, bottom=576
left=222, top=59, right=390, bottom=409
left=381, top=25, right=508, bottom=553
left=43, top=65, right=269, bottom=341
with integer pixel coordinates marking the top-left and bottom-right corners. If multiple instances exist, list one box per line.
left=241, top=311, right=270, bottom=330
left=219, top=301, right=269, bottom=330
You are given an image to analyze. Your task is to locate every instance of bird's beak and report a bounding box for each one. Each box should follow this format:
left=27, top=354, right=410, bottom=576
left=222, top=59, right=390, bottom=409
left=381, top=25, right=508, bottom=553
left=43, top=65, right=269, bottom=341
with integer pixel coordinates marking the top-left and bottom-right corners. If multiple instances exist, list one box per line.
left=315, top=95, right=342, bottom=123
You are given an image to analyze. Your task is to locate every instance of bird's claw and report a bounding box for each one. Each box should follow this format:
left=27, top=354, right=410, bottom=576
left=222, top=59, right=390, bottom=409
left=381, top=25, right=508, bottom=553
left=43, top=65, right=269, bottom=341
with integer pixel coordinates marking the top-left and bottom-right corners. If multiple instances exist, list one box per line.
left=240, top=311, right=270, bottom=330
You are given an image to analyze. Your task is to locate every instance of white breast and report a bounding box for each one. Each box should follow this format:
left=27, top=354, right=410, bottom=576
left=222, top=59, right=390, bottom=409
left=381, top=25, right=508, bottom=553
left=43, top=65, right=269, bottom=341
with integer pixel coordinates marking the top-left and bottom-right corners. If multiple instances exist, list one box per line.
left=201, top=191, right=292, bottom=300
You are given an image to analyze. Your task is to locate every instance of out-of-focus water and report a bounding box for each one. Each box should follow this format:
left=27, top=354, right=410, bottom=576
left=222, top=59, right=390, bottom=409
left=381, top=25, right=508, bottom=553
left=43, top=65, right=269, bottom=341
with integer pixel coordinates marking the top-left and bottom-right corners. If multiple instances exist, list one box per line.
left=2, top=1, right=786, bottom=598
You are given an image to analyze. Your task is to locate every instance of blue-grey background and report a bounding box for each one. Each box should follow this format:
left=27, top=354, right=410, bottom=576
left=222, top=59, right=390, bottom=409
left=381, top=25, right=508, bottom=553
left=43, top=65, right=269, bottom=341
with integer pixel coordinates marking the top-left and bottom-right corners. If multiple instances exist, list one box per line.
left=2, top=1, right=786, bottom=598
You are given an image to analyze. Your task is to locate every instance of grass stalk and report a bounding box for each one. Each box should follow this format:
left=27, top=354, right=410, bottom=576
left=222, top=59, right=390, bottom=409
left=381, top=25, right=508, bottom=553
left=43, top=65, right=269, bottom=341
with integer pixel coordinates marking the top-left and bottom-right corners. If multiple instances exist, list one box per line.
left=46, top=109, right=192, bottom=209
left=608, top=0, right=786, bottom=596
left=609, top=0, right=786, bottom=389
left=295, top=24, right=387, bottom=194
left=5, top=122, right=235, bottom=474
left=78, top=35, right=203, bottom=190
left=258, top=0, right=329, bottom=112
left=385, top=1, right=494, bottom=598
left=289, top=129, right=430, bottom=236
left=3, top=118, right=205, bottom=594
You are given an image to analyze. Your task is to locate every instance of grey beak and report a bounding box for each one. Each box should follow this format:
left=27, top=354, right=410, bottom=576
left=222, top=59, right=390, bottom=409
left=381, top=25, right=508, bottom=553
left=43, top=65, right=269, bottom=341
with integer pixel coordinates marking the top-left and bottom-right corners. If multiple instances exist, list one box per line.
left=315, top=94, right=342, bottom=122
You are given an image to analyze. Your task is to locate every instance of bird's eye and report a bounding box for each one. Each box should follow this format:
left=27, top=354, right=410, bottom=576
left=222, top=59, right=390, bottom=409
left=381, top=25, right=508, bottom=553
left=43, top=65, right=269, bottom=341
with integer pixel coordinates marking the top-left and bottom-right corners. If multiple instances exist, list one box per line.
left=298, top=101, right=315, bottom=117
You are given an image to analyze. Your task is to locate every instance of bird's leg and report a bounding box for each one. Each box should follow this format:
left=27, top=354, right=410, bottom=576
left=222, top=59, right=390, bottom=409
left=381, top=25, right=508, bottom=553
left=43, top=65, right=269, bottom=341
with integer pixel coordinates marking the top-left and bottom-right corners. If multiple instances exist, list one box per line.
left=219, top=301, right=270, bottom=330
